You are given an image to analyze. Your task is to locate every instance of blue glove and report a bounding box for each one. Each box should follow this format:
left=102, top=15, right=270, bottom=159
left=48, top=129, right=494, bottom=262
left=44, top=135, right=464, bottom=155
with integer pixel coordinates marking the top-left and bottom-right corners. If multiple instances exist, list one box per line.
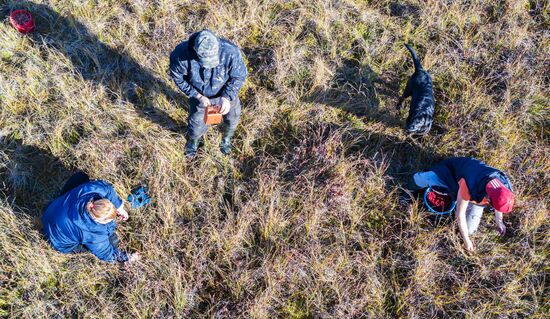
left=128, top=185, right=151, bottom=209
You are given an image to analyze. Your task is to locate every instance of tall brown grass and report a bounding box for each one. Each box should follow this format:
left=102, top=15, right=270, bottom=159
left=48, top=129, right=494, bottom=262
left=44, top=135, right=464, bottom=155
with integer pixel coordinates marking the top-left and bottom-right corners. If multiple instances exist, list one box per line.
left=0, top=0, right=548, bottom=318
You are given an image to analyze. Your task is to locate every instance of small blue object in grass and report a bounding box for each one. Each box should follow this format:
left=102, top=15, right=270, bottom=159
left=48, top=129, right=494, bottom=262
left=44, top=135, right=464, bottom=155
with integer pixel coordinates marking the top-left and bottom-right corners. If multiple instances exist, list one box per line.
left=423, top=186, right=456, bottom=215
left=128, top=185, right=151, bottom=209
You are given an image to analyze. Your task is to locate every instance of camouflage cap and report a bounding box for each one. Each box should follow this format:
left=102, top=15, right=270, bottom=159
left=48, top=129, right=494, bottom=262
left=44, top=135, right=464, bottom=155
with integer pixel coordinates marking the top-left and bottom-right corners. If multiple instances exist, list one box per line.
left=193, top=30, right=220, bottom=68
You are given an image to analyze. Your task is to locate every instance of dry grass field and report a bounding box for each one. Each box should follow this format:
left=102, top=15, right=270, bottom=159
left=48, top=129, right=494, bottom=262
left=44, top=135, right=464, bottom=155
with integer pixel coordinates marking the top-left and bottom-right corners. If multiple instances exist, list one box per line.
left=0, top=0, right=549, bottom=318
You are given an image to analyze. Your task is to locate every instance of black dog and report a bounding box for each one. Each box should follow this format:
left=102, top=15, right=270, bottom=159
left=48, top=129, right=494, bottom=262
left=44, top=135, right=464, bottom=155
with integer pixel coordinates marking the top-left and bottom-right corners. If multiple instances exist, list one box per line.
left=396, top=44, right=435, bottom=135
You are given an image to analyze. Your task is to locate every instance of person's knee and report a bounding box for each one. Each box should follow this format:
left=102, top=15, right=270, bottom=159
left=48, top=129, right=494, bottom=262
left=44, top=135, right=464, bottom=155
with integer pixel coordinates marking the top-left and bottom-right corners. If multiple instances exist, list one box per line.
left=224, top=119, right=239, bottom=131
left=467, top=226, right=478, bottom=235
left=188, top=112, right=207, bottom=139
left=410, top=172, right=431, bottom=191
left=224, top=102, right=241, bottom=126
left=60, top=172, right=91, bottom=195
left=188, top=125, right=207, bottom=140
left=73, top=171, right=90, bottom=181
left=411, top=173, right=423, bottom=189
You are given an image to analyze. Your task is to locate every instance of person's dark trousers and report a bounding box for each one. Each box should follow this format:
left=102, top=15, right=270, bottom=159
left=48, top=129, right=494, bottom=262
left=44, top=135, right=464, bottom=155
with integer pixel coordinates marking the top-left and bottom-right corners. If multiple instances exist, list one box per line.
left=187, top=96, right=241, bottom=146
left=60, top=172, right=90, bottom=195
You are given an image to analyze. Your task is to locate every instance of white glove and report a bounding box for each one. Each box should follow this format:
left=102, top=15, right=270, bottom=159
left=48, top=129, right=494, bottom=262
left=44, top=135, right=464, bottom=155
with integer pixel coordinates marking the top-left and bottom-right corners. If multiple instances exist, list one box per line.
left=496, top=221, right=506, bottom=236
left=218, top=97, right=231, bottom=115
left=196, top=93, right=211, bottom=108
left=128, top=252, right=140, bottom=263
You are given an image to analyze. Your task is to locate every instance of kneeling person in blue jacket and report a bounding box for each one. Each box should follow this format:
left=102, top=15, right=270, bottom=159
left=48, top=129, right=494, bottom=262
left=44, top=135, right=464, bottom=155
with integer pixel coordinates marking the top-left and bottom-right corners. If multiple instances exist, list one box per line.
left=170, top=29, right=248, bottom=157
left=42, top=172, right=139, bottom=263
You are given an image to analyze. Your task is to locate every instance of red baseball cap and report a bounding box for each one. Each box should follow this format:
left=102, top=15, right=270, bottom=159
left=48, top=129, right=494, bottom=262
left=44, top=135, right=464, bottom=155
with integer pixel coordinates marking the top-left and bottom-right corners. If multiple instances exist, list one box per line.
left=486, top=178, right=515, bottom=213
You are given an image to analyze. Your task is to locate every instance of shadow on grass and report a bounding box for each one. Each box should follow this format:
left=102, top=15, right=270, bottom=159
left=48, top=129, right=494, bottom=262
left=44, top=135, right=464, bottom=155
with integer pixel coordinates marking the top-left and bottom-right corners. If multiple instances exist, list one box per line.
left=2, top=1, right=186, bottom=133
left=235, top=117, right=447, bottom=316
left=242, top=113, right=442, bottom=189
left=387, top=1, right=421, bottom=19
left=303, top=58, right=404, bottom=129
left=242, top=46, right=277, bottom=92
left=0, top=134, right=75, bottom=228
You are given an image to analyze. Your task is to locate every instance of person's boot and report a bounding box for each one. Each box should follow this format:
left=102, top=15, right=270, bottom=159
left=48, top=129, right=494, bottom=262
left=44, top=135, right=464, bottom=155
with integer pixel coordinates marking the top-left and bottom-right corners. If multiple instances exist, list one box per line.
left=220, top=127, right=236, bottom=155
left=185, top=138, right=199, bottom=158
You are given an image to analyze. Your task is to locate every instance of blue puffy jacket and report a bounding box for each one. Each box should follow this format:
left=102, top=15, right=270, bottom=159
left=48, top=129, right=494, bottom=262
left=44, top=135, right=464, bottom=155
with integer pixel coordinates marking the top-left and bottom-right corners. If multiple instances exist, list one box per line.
left=42, top=180, right=126, bottom=262
left=169, top=32, right=247, bottom=100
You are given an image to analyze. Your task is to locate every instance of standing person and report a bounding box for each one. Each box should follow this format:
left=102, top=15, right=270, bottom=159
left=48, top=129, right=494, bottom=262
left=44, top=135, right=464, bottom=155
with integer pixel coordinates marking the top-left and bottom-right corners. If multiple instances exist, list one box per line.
left=170, top=29, right=248, bottom=157
left=42, top=172, right=139, bottom=263
left=411, top=157, right=515, bottom=251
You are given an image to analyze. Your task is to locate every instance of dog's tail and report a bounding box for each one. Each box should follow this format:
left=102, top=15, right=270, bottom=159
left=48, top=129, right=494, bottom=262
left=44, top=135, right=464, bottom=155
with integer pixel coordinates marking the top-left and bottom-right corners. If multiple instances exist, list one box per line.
left=404, top=43, right=423, bottom=72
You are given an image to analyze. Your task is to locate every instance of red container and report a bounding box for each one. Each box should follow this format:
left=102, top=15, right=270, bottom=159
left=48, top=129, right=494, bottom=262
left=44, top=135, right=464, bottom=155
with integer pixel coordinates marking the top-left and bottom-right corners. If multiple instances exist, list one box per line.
left=426, top=190, right=452, bottom=212
left=9, top=10, right=35, bottom=34
left=204, top=106, right=222, bottom=125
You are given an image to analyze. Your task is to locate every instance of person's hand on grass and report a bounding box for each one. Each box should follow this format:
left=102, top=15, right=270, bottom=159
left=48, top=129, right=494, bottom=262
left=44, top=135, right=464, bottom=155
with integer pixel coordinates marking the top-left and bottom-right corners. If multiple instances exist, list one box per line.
left=496, top=220, right=506, bottom=236
left=464, top=238, right=475, bottom=252
left=494, top=211, right=506, bottom=237
left=127, top=252, right=140, bottom=264
left=218, top=97, right=231, bottom=115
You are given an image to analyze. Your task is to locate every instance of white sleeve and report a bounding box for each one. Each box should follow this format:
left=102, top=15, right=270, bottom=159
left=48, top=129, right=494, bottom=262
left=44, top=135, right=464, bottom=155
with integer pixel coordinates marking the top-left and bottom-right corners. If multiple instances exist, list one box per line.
left=117, top=202, right=129, bottom=221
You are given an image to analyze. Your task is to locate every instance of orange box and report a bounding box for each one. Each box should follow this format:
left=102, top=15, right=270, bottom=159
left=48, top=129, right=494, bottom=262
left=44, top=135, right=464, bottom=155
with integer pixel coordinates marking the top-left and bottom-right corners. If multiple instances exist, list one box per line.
left=204, top=106, right=222, bottom=125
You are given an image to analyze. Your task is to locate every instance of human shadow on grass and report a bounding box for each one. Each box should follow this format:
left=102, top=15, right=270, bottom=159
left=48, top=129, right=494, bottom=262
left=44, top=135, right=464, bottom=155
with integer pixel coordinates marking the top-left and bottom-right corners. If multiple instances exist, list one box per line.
left=0, top=135, right=75, bottom=228
left=2, top=1, right=186, bottom=133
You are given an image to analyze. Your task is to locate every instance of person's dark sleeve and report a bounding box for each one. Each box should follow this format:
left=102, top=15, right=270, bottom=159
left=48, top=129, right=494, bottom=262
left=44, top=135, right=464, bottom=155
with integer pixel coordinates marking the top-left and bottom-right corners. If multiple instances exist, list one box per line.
left=170, top=49, right=200, bottom=98
left=220, top=47, right=248, bottom=101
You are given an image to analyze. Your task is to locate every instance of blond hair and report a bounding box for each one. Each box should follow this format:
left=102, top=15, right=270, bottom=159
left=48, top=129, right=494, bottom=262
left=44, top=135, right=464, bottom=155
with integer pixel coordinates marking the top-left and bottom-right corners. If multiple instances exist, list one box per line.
left=87, top=199, right=116, bottom=222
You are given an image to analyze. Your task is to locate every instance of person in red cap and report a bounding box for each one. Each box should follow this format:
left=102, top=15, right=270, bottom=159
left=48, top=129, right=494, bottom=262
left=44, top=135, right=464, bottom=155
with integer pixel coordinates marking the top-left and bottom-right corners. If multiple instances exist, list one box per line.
left=411, top=157, right=515, bottom=251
